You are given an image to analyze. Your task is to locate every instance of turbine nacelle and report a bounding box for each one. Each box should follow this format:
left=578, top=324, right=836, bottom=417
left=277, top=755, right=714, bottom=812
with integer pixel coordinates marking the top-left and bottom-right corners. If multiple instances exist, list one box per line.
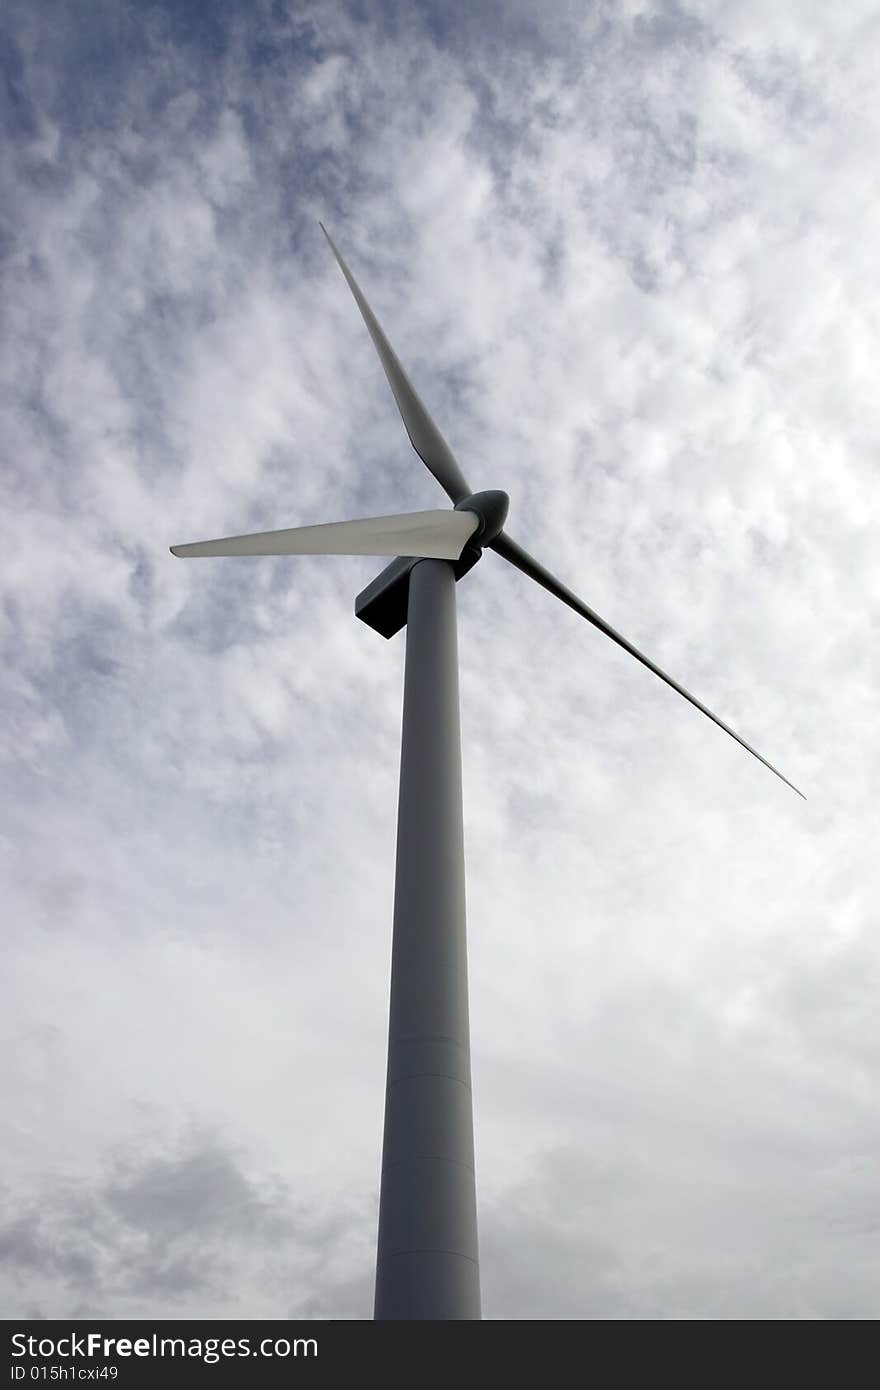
left=454, top=490, right=509, bottom=546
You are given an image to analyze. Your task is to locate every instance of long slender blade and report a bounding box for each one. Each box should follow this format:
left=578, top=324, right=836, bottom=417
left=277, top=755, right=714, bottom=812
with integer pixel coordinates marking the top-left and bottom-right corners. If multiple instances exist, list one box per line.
left=171, top=508, right=479, bottom=559
left=320, top=223, right=472, bottom=504
left=490, top=531, right=805, bottom=798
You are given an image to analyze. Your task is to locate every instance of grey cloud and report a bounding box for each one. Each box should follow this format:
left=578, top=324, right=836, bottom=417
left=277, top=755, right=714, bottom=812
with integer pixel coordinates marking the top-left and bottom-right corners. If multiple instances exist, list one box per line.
left=0, top=1134, right=372, bottom=1317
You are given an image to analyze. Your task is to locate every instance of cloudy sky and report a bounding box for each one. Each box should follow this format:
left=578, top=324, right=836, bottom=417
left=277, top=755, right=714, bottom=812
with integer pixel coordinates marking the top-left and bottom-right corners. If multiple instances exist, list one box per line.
left=2, top=0, right=878, bottom=1320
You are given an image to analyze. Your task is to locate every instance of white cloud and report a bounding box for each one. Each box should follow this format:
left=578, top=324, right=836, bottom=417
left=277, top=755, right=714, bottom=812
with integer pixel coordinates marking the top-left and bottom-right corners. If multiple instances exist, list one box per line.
left=1, top=0, right=878, bottom=1319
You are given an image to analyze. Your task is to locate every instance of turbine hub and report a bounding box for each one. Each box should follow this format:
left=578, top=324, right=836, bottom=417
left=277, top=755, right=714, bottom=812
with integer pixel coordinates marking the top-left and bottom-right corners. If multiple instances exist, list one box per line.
left=454, top=490, right=509, bottom=545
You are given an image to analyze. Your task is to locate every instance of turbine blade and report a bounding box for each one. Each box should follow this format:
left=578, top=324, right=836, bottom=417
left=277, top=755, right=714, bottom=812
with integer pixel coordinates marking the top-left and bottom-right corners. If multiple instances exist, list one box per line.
left=171, top=509, right=479, bottom=560
left=320, top=222, right=472, bottom=505
left=490, top=531, right=805, bottom=799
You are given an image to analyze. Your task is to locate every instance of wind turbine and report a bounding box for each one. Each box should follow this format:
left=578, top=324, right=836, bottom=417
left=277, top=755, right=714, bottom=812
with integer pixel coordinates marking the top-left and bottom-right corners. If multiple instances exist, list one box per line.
left=171, top=223, right=804, bottom=1321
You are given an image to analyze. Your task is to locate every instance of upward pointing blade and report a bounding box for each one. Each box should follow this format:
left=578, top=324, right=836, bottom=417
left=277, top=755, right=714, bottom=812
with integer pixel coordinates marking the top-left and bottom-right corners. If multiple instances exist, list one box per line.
left=490, top=531, right=805, bottom=799
left=171, top=508, right=480, bottom=559
left=320, top=223, right=472, bottom=505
